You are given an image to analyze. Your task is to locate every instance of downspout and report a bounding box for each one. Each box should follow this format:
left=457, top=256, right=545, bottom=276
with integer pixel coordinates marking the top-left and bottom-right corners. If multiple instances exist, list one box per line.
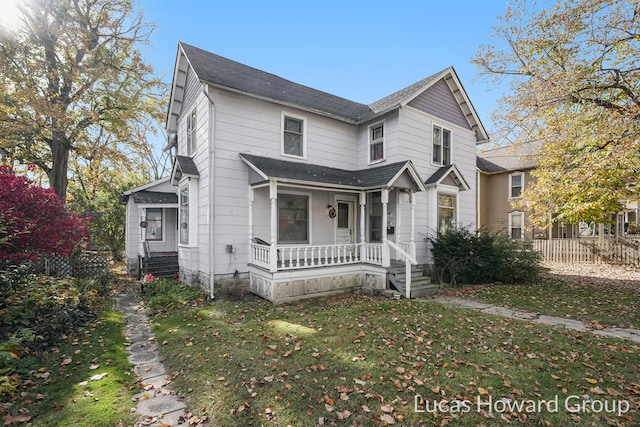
left=202, top=83, right=216, bottom=299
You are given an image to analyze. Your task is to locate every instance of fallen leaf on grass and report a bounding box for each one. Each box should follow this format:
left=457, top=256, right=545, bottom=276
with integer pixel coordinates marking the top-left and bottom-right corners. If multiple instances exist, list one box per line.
left=2, top=414, right=32, bottom=425
left=585, top=378, right=598, bottom=384
left=381, top=403, right=394, bottom=412
left=379, top=414, right=395, bottom=424
left=90, top=373, right=107, bottom=381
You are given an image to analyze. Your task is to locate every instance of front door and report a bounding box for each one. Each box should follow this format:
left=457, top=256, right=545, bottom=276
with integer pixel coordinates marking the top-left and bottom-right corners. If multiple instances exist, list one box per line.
left=335, top=200, right=355, bottom=244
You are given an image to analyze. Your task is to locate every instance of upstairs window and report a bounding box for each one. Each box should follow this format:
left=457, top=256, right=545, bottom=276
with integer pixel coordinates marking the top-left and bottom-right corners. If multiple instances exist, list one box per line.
left=282, top=115, right=305, bottom=158
left=510, top=172, right=523, bottom=198
left=187, top=108, right=197, bottom=156
left=432, top=125, right=451, bottom=166
left=145, top=208, right=163, bottom=241
left=369, top=122, right=385, bottom=163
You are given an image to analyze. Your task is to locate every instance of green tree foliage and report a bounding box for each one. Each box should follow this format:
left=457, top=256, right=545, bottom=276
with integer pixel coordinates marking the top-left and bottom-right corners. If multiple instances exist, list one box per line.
left=473, top=0, right=640, bottom=228
left=0, top=0, right=166, bottom=200
left=67, top=178, right=137, bottom=261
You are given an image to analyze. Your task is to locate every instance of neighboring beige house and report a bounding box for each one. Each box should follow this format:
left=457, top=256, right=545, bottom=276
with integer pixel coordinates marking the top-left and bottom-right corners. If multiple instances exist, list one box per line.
left=477, top=141, right=635, bottom=239
left=477, top=142, right=542, bottom=239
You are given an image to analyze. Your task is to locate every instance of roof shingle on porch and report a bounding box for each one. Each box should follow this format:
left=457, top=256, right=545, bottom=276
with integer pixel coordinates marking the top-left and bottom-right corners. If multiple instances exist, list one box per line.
left=240, top=153, right=426, bottom=191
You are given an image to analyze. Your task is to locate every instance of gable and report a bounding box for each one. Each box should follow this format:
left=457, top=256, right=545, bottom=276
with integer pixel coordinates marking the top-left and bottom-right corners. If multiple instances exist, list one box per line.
left=407, top=79, right=470, bottom=130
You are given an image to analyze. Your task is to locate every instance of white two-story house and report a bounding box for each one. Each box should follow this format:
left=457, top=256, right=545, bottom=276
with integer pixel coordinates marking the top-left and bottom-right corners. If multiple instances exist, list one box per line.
left=122, top=42, right=488, bottom=303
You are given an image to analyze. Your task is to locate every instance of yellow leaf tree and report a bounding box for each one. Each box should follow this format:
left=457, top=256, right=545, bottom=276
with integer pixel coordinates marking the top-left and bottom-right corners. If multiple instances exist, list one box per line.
left=473, top=0, right=640, bottom=229
left=0, top=0, right=166, bottom=200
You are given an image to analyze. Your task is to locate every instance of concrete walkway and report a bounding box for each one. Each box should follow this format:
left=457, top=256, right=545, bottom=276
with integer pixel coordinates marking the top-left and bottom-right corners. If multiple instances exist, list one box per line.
left=429, top=297, right=640, bottom=343
left=115, top=285, right=188, bottom=427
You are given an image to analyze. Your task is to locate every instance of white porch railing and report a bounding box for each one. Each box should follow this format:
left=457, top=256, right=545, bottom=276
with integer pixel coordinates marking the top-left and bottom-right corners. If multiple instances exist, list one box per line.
left=250, top=242, right=385, bottom=271
left=386, top=240, right=417, bottom=299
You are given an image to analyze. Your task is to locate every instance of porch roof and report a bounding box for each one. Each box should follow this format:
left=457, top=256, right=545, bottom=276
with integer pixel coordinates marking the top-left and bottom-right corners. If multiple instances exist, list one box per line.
left=240, top=153, right=427, bottom=191
left=131, top=191, right=178, bottom=204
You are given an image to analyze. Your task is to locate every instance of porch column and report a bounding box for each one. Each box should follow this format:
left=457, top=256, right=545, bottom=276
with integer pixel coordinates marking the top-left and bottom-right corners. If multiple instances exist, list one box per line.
left=269, top=180, right=278, bottom=272
left=359, top=191, right=366, bottom=261
left=410, top=190, right=416, bottom=260
left=381, top=188, right=390, bottom=267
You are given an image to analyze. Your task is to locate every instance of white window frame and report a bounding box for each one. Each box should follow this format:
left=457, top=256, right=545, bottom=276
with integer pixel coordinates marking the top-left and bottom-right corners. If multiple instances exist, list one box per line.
left=179, top=184, right=190, bottom=245
left=368, top=121, right=386, bottom=164
left=144, top=208, right=164, bottom=242
left=509, top=211, right=524, bottom=240
left=509, top=171, right=524, bottom=199
left=277, top=191, right=312, bottom=244
left=187, top=108, right=197, bottom=156
left=281, top=112, right=307, bottom=159
left=437, top=192, right=458, bottom=233
left=432, top=124, right=452, bottom=166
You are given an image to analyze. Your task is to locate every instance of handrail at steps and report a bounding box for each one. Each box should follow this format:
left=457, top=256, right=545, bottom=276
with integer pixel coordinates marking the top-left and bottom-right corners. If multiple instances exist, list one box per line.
left=386, top=240, right=417, bottom=299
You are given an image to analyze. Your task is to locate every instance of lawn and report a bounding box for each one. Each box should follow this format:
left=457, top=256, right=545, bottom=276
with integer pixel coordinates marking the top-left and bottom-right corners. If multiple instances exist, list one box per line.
left=148, top=293, right=640, bottom=426
left=1, top=300, right=139, bottom=427
left=459, top=277, right=640, bottom=330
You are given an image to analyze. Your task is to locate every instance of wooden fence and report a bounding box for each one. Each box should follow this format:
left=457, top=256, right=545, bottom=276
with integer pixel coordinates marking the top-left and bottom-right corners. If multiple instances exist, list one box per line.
left=532, top=238, right=640, bottom=266
left=31, top=252, right=109, bottom=278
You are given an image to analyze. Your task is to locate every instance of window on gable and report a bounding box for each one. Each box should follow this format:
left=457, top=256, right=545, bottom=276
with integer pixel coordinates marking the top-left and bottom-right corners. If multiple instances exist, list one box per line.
left=283, top=116, right=304, bottom=157
left=437, top=193, right=456, bottom=234
left=278, top=193, right=309, bottom=243
left=510, top=172, right=523, bottom=198
left=369, top=123, right=385, bottom=163
left=145, top=208, right=163, bottom=241
left=509, top=211, right=524, bottom=240
left=433, top=125, right=451, bottom=166
left=179, top=185, right=189, bottom=244
left=187, top=108, right=197, bottom=156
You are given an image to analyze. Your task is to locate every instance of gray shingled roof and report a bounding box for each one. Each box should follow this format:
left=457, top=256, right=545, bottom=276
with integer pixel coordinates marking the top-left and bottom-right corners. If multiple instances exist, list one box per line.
left=175, top=155, right=200, bottom=177
left=368, top=72, right=442, bottom=114
left=425, top=164, right=470, bottom=190
left=477, top=141, right=542, bottom=173
left=240, top=154, right=421, bottom=189
left=181, top=43, right=373, bottom=123
left=131, top=191, right=178, bottom=204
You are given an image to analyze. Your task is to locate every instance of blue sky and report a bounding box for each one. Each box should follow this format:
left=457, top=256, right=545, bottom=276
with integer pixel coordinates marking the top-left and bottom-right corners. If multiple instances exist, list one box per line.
left=138, top=0, right=512, bottom=140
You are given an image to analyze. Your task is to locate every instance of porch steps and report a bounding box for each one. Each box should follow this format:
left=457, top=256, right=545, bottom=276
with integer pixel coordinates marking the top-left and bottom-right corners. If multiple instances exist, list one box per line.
left=387, top=264, right=438, bottom=298
left=141, top=255, right=179, bottom=279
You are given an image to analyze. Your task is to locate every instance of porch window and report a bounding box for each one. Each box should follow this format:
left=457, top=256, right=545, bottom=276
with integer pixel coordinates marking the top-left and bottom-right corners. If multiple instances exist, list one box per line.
left=179, top=185, right=189, bottom=244
left=510, top=172, right=523, bottom=198
left=278, top=194, right=309, bottom=243
left=187, top=108, right=196, bottom=156
left=369, top=191, right=383, bottom=242
left=437, top=193, right=456, bottom=233
left=145, top=208, right=163, bottom=241
left=432, top=125, right=451, bottom=166
left=509, top=211, right=524, bottom=240
left=369, top=122, right=385, bottom=163
left=282, top=115, right=305, bottom=158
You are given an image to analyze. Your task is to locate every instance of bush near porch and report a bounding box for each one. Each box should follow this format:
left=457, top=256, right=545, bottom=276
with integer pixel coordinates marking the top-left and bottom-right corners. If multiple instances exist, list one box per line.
left=144, top=287, right=639, bottom=426
left=430, top=227, right=542, bottom=286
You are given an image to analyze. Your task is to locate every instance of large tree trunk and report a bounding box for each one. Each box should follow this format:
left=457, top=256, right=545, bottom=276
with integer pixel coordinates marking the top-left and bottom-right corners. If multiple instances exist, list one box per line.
left=49, top=136, right=71, bottom=200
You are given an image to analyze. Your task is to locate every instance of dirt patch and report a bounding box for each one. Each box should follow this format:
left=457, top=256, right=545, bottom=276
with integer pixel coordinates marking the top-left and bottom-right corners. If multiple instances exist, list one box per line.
left=542, top=262, right=640, bottom=290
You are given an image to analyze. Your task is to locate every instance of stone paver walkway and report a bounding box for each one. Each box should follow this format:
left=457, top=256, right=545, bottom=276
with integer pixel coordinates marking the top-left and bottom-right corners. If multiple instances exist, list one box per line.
left=115, top=285, right=188, bottom=427
left=429, top=297, right=640, bottom=343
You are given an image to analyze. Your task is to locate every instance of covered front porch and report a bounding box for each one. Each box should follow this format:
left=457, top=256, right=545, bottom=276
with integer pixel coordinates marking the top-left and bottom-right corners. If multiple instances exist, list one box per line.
left=241, top=154, right=427, bottom=303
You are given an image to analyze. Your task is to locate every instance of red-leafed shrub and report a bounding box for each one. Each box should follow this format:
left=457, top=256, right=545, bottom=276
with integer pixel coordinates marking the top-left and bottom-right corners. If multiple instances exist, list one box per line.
left=0, top=166, right=89, bottom=264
